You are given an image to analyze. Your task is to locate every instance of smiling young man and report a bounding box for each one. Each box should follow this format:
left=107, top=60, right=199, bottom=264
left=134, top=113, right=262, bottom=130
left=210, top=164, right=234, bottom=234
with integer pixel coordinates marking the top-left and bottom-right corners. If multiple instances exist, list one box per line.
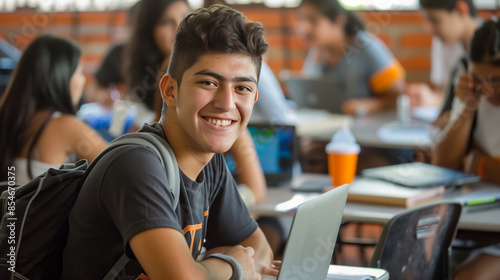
left=62, top=5, right=276, bottom=280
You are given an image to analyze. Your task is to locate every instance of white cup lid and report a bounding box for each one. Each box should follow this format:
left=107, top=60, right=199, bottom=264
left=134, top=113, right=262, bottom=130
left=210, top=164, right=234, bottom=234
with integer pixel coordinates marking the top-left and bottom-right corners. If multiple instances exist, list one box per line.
left=326, top=142, right=360, bottom=155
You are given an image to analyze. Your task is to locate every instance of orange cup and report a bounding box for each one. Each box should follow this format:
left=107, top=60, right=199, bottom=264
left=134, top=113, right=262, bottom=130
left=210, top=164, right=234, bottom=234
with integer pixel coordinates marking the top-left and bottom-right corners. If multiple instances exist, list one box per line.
left=327, top=152, right=358, bottom=187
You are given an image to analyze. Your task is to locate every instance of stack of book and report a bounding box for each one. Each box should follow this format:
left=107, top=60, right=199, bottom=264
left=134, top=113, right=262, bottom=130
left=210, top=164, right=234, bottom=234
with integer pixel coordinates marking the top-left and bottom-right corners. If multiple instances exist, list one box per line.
left=347, top=178, right=445, bottom=208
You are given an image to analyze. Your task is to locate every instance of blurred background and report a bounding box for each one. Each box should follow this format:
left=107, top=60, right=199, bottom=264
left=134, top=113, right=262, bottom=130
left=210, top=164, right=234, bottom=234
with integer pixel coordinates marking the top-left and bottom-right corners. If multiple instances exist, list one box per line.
left=1, top=0, right=498, bottom=97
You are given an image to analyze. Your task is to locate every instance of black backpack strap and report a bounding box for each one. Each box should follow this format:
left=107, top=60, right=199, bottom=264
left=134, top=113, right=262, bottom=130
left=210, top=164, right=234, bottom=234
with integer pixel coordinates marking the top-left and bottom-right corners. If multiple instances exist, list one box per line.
left=102, top=253, right=130, bottom=280
left=106, top=132, right=180, bottom=208
left=97, top=132, right=180, bottom=279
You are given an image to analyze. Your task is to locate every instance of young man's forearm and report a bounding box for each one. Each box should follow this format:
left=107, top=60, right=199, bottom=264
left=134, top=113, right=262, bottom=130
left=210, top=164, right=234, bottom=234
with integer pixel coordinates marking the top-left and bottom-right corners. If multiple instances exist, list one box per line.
left=198, top=258, right=234, bottom=280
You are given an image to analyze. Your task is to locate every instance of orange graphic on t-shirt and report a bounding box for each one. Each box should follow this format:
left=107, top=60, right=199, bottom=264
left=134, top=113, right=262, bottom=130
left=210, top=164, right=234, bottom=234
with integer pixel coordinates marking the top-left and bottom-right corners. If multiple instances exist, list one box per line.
left=182, top=207, right=209, bottom=255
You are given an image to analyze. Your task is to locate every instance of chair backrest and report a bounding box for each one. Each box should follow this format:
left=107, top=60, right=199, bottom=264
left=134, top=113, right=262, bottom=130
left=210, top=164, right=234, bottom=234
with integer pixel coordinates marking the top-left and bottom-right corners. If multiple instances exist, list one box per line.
left=369, top=201, right=462, bottom=280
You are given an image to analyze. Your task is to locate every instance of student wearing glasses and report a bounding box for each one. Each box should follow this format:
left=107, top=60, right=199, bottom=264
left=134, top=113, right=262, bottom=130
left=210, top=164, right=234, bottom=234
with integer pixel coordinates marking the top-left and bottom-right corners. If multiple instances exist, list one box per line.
left=433, top=20, right=500, bottom=280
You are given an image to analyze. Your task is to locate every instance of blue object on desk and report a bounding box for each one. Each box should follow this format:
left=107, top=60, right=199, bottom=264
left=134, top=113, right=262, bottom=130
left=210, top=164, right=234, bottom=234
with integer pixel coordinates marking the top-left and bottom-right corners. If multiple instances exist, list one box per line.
left=226, top=123, right=296, bottom=187
left=77, top=102, right=135, bottom=142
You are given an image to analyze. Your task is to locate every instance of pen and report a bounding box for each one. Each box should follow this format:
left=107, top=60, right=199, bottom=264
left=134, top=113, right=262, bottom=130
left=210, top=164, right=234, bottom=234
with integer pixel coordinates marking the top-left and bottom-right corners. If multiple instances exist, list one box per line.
left=465, top=197, right=497, bottom=206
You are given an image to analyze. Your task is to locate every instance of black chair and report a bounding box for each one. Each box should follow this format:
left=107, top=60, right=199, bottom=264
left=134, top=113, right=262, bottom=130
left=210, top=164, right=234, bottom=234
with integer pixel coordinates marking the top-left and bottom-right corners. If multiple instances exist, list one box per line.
left=368, top=201, right=462, bottom=280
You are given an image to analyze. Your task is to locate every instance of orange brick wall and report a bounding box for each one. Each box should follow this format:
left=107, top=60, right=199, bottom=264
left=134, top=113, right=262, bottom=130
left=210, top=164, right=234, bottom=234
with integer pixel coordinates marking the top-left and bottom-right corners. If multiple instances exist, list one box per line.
left=0, top=7, right=496, bottom=84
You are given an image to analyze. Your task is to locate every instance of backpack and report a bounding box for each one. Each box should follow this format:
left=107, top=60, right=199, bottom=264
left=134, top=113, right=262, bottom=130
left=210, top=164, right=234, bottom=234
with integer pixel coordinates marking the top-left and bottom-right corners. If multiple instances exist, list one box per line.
left=0, top=132, right=180, bottom=280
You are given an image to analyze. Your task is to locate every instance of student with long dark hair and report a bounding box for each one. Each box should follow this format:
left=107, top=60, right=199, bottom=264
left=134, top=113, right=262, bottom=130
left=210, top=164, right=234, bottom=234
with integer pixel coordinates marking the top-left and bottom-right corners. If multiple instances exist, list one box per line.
left=0, top=35, right=107, bottom=185
left=124, top=0, right=189, bottom=130
left=433, top=20, right=500, bottom=279
left=295, top=0, right=406, bottom=115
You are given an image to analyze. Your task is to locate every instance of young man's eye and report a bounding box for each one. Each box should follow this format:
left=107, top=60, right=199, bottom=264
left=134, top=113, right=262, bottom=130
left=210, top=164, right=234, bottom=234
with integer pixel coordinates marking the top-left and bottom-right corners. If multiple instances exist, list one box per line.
left=200, top=81, right=216, bottom=87
left=235, top=86, right=251, bottom=92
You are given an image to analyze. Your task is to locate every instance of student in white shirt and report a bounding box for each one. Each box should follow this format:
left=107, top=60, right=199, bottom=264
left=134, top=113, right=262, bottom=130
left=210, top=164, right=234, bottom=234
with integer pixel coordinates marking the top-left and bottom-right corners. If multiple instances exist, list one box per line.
left=407, top=0, right=479, bottom=113
left=433, top=20, right=500, bottom=279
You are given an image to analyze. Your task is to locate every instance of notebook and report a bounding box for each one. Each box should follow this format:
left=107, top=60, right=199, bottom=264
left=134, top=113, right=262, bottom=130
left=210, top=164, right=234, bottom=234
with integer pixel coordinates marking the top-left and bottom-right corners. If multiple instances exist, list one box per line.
left=263, top=184, right=388, bottom=280
left=226, top=124, right=297, bottom=187
left=284, top=77, right=345, bottom=114
left=362, top=162, right=481, bottom=188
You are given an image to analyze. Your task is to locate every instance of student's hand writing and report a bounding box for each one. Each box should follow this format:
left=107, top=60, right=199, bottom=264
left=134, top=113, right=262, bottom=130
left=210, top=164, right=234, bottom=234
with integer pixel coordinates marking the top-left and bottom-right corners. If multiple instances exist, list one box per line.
left=224, top=245, right=260, bottom=280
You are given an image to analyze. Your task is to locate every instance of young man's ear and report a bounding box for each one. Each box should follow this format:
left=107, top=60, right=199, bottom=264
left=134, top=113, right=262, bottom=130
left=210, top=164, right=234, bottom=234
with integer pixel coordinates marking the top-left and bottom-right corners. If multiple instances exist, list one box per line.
left=455, top=1, right=470, bottom=17
left=254, top=90, right=259, bottom=103
left=159, top=74, right=177, bottom=107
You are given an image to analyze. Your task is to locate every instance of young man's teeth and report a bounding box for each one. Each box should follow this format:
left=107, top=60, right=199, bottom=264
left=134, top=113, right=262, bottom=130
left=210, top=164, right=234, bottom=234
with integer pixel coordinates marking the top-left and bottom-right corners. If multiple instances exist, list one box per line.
left=207, top=118, right=231, bottom=127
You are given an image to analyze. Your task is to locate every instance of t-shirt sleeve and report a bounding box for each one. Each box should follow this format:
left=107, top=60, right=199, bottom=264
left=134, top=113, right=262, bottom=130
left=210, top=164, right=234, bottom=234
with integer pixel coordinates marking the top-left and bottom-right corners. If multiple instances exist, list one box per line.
left=361, top=33, right=405, bottom=94
left=203, top=154, right=258, bottom=249
left=99, top=146, right=181, bottom=256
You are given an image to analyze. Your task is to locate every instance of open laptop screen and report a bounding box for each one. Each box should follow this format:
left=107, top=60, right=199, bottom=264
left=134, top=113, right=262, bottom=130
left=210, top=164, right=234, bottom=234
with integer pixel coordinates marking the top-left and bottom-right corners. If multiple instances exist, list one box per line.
left=226, top=124, right=296, bottom=187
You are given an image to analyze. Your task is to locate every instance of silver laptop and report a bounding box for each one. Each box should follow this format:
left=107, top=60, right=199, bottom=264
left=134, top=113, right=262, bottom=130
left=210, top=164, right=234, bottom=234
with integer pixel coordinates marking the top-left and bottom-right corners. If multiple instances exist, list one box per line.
left=264, top=184, right=349, bottom=280
left=284, top=77, right=345, bottom=114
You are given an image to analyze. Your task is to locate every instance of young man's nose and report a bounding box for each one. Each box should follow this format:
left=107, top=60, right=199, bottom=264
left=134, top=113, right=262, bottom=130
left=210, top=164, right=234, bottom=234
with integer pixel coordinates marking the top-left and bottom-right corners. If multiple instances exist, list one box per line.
left=213, top=85, right=236, bottom=111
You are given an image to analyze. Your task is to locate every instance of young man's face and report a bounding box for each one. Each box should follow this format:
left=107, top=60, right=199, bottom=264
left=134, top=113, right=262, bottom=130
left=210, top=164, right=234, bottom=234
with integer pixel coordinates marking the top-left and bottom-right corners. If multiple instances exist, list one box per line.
left=165, top=53, right=258, bottom=154
left=421, top=9, right=464, bottom=44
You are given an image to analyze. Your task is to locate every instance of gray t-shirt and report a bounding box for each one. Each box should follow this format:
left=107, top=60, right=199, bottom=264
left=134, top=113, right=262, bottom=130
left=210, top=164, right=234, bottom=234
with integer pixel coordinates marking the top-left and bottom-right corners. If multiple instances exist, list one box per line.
left=62, top=123, right=258, bottom=279
left=303, top=31, right=400, bottom=99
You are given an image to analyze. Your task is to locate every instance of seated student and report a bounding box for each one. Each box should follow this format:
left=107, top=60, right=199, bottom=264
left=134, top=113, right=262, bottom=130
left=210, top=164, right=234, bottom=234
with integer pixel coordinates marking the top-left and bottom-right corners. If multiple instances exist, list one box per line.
left=0, top=35, right=107, bottom=186
left=432, top=20, right=500, bottom=279
left=62, top=5, right=277, bottom=279
left=124, top=0, right=190, bottom=131
left=295, top=0, right=406, bottom=116
left=294, top=0, right=409, bottom=173
left=409, top=0, right=480, bottom=126
left=84, top=43, right=126, bottom=108
left=83, top=3, right=139, bottom=108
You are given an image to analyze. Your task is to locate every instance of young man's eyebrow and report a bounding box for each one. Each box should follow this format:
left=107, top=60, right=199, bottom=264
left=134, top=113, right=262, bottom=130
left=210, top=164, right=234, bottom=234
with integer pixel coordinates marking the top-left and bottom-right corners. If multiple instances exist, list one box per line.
left=194, top=70, right=257, bottom=84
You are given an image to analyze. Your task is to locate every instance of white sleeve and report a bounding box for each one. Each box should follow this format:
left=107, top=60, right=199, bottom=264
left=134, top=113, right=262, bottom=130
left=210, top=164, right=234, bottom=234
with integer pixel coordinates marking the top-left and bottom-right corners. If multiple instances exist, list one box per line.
left=430, top=37, right=465, bottom=87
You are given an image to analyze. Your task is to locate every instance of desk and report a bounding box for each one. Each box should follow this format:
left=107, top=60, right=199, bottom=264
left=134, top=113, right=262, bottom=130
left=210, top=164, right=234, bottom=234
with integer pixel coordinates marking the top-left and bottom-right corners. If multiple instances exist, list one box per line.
left=351, top=110, right=433, bottom=150
left=291, top=110, right=434, bottom=150
left=293, top=109, right=351, bottom=140
left=249, top=176, right=500, bottom=233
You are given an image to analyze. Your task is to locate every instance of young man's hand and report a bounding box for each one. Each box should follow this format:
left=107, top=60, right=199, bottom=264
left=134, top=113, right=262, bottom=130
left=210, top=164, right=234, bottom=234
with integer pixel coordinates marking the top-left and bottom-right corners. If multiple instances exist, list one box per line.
left=224, top=245, right=260, bottom=279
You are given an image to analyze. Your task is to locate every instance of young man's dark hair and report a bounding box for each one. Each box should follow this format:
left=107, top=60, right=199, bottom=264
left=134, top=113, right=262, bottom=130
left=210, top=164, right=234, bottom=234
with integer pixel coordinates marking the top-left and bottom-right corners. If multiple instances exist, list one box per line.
left=299, top=0, right=365, bottom=36
left=168, top=4, right=268, bottom=85
left=62, top=4, right=276, bottom=280
left=419, top=0, right=477, bottom=17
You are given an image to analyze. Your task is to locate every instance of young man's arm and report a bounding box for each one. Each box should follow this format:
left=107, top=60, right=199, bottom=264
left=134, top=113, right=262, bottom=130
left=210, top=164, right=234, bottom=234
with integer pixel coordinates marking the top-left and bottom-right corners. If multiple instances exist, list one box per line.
left=130, top=227, right=261, bottom=280
left=201, top=227, right=275, bottom=275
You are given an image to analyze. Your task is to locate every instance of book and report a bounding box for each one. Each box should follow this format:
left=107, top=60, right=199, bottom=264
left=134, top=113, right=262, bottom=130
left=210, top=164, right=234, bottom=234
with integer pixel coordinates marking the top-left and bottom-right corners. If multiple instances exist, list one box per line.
left=347, top=178, right=445, bottom=208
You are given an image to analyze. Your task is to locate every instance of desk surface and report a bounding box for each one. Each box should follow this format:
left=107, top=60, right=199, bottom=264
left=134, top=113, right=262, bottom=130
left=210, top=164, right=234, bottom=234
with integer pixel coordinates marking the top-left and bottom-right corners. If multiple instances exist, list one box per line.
left=293, top=109, right=434, bottom=150
left=249, top=176, right=500, bottom=233
left=351, top=110, right=433, bottom=150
